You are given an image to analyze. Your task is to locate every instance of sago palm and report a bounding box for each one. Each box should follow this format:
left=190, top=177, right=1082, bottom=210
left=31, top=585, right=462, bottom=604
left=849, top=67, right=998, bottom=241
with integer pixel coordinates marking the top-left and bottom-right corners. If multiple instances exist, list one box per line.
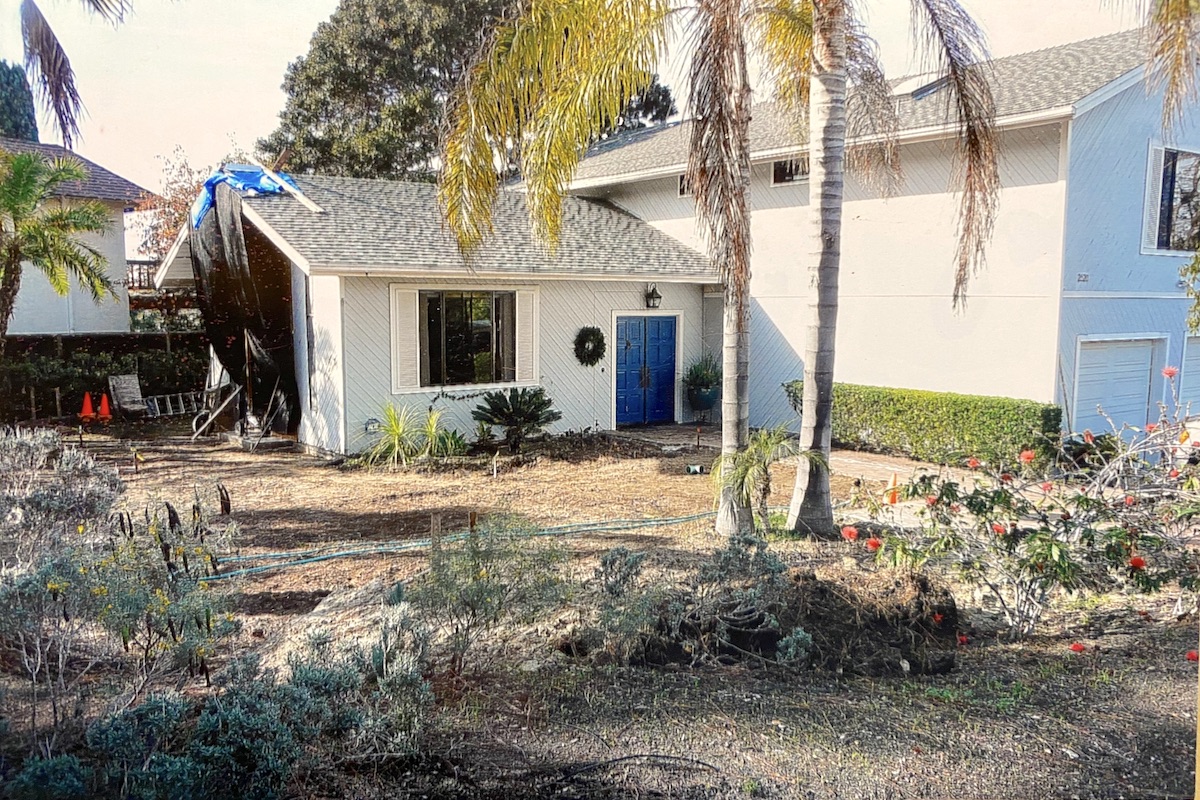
left=439, top=0, right=1000, bottom=537
left=18, top=1, right=130, bottom=147
left=0, top=150, right=112, bottom=359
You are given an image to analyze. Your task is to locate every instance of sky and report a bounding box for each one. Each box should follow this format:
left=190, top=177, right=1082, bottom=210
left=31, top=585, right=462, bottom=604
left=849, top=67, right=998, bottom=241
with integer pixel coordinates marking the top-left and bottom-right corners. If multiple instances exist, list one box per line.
left=0, top=0, right=1147, bottom=197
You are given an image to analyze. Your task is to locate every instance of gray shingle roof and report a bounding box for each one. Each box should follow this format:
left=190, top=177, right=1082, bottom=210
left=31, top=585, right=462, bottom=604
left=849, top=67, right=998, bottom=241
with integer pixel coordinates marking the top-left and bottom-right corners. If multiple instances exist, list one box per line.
left=577, top=28, right=1148, bottom=182
left=244, top=175, right=715, bottom=280
left=0, top=137, right=151, bottom=203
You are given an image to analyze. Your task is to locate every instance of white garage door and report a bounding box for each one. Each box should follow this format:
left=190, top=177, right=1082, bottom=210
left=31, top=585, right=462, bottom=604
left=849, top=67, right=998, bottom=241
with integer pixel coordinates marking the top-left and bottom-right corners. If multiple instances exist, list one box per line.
left=1074, top=339, right=1154, bottom=433
left=1179, top=336, right=1200, bottom=415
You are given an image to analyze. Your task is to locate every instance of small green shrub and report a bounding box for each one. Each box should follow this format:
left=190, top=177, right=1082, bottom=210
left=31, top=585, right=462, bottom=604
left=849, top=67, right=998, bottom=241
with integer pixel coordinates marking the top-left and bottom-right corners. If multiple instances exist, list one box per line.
left=6, top=754, right=92, bottom=800
left=683, top=352, right=721, bottom=389
left=409, top=519, right=567, bottom=673
left=362, top=405, right=468, bottom=467
left=783, top=380, right=1062, bottom=465
left=471, top=387, right=563, bottom=453
left=715, top=426, right=824, bottom=532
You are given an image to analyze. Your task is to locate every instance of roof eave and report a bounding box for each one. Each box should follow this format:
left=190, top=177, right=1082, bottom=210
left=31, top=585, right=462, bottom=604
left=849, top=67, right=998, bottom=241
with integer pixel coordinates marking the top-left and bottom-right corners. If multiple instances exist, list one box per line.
left=569, top=105, right=1079, bottom=192
left=306, top=264, right=720, bottom=284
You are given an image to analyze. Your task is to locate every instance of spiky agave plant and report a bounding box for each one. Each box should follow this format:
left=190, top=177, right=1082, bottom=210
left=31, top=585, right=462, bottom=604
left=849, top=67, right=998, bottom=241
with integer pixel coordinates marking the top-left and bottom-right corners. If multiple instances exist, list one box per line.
left=716, top=426, right=826, bottom=533
left=471, top=388, right=562, bottom=453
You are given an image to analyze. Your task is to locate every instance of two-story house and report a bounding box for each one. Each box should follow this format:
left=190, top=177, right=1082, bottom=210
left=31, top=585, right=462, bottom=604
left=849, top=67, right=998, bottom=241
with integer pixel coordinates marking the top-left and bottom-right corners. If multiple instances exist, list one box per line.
left=571, top=28, right=1197, bottom=434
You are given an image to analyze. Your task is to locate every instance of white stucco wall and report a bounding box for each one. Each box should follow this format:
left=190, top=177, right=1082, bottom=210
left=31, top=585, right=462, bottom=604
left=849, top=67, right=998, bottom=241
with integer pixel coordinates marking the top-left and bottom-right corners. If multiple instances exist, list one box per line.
left=599, top=124, right=1066, bottom=427
left=7, top=200, right=130, bottom=335
left=336, top=276, right=706, bottom=455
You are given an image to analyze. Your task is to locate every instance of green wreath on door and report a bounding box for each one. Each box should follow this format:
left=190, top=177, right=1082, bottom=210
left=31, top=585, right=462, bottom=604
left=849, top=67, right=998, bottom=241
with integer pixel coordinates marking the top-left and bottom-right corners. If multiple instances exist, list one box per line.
left=573, top=326, right=606, bottom=366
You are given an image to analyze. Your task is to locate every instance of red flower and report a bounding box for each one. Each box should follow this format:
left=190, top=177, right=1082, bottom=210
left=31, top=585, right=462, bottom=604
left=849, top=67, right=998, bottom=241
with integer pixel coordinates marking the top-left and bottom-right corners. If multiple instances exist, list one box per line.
left=1129, top=556, right=1146, bottom=570
left=957, top=634, right=969, bottom=646
left=950, top=504, right=962, bottom=514
left=1083, top=430, right=1095, bottom=444
left=932, top=612, right=945, bottom=625
left=1164, top=365, right=1179, bottom=379
left=967, top=457, right=981, bottom=469
left=865, top=537, right=883, bottom=552
left=1145, top=423, right=1158, bottom=433
left=1069, top=642, right=1086, bottom=653
left=1041, top=482, right=1053, bottom=493
left=925, top=495, right=938, bottom=506
left=1000, top=473, right=1014, bottom=484
left=1019, top=449, right=1036, bottom=464
left=1170, top=469, right=1181, bottom=479
left=991, top=522, right=1006, bottom=535
left=1124, top=496, right=1137, bottom=507
left=1188, top=650, right=1199, bottom=662
left=841, top=526, right=859, bottom=542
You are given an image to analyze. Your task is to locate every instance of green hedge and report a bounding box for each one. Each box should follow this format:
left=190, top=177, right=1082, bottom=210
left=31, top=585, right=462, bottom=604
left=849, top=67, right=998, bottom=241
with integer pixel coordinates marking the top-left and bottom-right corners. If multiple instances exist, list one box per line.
left=783, top=381, right=1063, bottom=465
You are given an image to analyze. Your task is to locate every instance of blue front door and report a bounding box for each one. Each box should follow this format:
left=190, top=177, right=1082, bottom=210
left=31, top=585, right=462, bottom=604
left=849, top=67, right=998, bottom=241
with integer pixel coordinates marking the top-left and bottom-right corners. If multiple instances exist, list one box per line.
left=616, top=316, right=676, bottom=425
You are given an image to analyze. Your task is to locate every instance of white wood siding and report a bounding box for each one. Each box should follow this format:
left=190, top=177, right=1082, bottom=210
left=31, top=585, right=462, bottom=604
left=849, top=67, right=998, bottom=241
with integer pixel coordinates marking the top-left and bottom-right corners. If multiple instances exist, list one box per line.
left=600, top=124, right=1065, bottom=427
left=339, top=276, right=705, bottom=454
left=290, top=264, right=311, bottom=434
left=8, top=201, right=130, bottom=335
left=301, top=274, right=346, bottom=454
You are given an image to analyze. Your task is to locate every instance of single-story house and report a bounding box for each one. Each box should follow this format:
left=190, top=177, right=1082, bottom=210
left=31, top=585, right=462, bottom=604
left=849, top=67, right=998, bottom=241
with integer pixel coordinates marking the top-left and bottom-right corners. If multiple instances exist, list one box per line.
left=2, top=137, right=148, bottom=335
left=569, top=28, right=1200, bottom=435
left=155, top=173, right=716, bottom=455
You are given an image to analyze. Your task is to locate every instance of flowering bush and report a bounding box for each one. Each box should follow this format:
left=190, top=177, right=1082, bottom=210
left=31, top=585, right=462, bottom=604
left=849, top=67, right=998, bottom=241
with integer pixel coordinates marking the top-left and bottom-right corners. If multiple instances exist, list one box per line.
left=872, top=391, right=1200, bottom=639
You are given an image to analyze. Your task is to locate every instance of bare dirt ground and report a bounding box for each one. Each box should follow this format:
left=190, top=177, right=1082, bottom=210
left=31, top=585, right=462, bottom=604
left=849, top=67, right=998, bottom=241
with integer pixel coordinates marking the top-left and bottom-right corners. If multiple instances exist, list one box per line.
left=80, top=429, right=1200, bottom=800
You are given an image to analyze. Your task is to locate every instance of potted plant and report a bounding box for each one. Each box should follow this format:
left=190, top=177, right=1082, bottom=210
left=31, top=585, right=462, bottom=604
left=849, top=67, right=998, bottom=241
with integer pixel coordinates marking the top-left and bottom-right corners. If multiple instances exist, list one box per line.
left=683, top=352, right=721, bottom=413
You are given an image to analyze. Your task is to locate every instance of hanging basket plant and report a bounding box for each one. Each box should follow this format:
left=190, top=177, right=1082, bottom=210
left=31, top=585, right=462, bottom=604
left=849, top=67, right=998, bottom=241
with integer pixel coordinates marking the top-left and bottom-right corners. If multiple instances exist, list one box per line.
left=573, top=326, right=606, bottom=367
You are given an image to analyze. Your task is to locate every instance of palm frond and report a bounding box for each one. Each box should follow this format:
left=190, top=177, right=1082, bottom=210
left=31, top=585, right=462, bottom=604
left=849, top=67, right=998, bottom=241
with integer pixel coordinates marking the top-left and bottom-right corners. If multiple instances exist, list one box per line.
left=909, top=0, right=999, bottom=308
left=1144, top=0, right=1200, bottom=129
left=687, top=0, right=753, bottom=314
left=439, top=0, right=673, bottom=257
left=844, top=3, right=901, bottom=196
left=81, top=0, right=131, bottom=22
left=747, top=0, right=814, bottom=118
left=21, top=0, right=83, bottom=148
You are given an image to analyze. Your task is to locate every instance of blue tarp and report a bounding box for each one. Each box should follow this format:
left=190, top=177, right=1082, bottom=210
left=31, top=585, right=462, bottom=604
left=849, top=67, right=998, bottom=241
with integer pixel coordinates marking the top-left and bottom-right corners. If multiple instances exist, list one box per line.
left=189, top=164, right=300, bottom=229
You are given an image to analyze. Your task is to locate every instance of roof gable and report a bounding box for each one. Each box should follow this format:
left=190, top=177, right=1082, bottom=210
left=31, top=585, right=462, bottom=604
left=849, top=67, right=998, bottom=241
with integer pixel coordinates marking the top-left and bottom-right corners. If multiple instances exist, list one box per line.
left=0, top=137, right=151, bottom=203
left=576, top=28, right=1148, bottom=184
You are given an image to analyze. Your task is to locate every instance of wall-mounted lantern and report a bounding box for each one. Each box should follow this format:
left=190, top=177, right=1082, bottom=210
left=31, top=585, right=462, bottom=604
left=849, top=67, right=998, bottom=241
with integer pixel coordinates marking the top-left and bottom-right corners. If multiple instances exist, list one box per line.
left=645, top=283, right=662, bottom=309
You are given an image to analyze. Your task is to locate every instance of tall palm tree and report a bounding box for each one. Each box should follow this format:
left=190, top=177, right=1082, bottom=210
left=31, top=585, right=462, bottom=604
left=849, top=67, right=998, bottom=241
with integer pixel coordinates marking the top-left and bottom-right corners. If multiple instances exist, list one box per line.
left=437, top=0, right=998, bottom=537
left=19, top=0, right=130, bottom=147
left=0, top=150, right=113, bottom=359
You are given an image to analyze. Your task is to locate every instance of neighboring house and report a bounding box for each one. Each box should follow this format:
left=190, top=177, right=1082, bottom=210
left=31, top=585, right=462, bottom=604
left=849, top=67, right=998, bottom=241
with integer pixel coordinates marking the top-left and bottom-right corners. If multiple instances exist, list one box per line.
left=570, top=28, right=1200, bottom=435
left=0, top=137, right=149, bottom=336
left=155, top=174, right=715, bottom=455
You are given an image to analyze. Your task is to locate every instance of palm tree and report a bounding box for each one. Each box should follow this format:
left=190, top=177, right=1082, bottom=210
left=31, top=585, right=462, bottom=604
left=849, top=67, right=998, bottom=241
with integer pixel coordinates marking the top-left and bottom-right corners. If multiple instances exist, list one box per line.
left=437, top=0, right=998, bottom=537
left=19, top=1, right=130, bottom=147
left=716, top=425, right=825, bottom=532
left=0, top=150, right=113, bottom=359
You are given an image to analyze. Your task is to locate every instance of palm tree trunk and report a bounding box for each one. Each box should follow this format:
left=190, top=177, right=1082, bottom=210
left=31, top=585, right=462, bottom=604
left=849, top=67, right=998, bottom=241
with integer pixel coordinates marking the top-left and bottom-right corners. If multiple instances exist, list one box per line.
left=715, top=9, right=755, bottom=539
left=0, top=262, right=23, bottom=363
left=788, top=1, right=846, bottom=539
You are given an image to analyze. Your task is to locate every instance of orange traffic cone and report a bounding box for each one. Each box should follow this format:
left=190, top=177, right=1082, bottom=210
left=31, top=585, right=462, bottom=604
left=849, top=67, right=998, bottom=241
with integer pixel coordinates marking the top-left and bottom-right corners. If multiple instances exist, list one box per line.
left=98, top=394, right=112, bottom=423
left=79, top=392, right=96, bottom=422
left=886, top=472, right=900, bottom=505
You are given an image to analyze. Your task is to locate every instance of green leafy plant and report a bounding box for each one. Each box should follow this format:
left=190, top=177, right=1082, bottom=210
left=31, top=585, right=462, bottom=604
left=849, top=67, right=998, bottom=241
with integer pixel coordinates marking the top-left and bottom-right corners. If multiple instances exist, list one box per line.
left=471, top=387, right=563, bottom=453
left=783, top=380, right=1062, bottom=465
left=363, top=405, right=468, bottom=466
left=683, top=352, right=721, bottom=389
left=715, top=426, right=825, bottom=532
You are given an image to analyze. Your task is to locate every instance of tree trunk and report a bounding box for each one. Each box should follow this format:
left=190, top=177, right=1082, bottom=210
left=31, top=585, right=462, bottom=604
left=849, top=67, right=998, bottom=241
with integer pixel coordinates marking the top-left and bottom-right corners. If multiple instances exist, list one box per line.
left=788, top=2, right=846, bottom=539
left=715, top=11, right=755, bottom=539
left=0, top=261, right=23, bottom=364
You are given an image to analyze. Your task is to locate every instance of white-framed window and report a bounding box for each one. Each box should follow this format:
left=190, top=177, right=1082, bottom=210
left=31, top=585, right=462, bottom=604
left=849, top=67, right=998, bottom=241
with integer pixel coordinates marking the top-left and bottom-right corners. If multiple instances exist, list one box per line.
left=1144, top=144, right=1200, bottom=253
left=390, top=285, right=537, bottom=393
left=677, top=174, right=692, bottom=197
left=771, top=156, right=810, bottom=185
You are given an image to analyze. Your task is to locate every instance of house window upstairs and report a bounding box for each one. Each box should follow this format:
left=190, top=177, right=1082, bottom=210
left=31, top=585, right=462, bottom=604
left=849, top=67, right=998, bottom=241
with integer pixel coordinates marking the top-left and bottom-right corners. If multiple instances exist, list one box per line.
left=772, top=156, right=810, bottom=185
left=1144, top=145, right=1200, bottom=253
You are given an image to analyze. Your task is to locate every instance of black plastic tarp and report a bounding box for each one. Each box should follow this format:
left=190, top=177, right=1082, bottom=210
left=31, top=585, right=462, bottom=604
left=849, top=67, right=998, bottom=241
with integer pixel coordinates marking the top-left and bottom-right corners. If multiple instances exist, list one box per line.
left=190, top=182, right=298, bottom=433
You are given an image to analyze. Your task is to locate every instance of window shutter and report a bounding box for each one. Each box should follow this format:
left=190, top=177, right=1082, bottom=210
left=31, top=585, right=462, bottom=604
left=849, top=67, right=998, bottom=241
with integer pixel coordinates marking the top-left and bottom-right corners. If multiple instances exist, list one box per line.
left=1144, top=145, right=1166, bottom=252
left=516, top=290, right=536, bottom=382
left=391, top=287, right=419, bottom=391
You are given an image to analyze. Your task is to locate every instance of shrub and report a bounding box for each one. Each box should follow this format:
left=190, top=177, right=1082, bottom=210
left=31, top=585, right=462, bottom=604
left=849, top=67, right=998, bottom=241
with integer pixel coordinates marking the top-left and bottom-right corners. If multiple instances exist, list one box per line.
left=783, top=380, right=1062, bottom=465
left=471, top=387, right=562, bottom=453
left=714, top=426, right=825, bottom=531
left=683, top=352, right=721, bottom=389
left=874, top=412, right=1200, bottom=639
left=408, top=519, right=567, bottom=673
left=6, top=754, right=92, bottom=800
left=362, top=405, right=468, bottom=467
